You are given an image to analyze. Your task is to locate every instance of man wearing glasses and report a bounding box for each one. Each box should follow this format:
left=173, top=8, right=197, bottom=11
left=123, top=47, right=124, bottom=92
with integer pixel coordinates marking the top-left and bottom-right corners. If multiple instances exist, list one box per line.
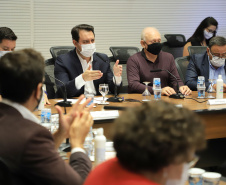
left=186, top=36, right=226, bottom=91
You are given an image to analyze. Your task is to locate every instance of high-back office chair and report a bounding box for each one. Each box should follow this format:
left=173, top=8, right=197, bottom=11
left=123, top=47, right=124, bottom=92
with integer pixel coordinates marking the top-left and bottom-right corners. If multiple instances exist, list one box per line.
left=162, top=34, right=186, bottom=59
left=188, top=46, right=208, bottom=56
left=174, top=56, right=190, bottom=84
left=50, top=46, right=75, bottom=61
left=109, top=46, right=140, bottom=93
left=45, top=58, right=56, bottom=99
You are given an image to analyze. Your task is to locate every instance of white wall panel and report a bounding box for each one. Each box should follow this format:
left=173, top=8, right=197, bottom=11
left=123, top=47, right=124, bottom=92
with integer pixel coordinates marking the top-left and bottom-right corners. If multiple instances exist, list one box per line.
left=1, top=0, right=226, bottom=60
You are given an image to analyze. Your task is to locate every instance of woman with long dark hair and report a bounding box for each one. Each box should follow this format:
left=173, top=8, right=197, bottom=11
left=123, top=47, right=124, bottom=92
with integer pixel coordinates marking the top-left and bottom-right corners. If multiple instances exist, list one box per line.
left=183, top=17, right=218, bottom=56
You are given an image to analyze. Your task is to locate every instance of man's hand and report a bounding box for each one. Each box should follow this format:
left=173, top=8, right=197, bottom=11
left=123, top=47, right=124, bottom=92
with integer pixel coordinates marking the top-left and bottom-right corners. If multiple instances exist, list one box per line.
left=69, top=111, right=93, bottom=149
left=161, top=86, right=176, bottom=96
left=113, top=60, right=122, bottom=77
left=44, top=93, right=51, bottom=105
left=179, top=85, right=192, bottom=95
left=82, top=64, right=103, bottom=81
left=55, top=95, right=93, bottom=138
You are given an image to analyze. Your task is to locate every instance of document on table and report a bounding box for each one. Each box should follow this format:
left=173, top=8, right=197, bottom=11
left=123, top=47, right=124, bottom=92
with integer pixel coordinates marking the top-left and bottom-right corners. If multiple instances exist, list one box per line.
left=90, top=110, right=119, bottom=120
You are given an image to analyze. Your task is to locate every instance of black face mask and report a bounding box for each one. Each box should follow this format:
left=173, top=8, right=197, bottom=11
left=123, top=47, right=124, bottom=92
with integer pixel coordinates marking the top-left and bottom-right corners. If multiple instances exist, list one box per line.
left=146, top=42, right=162, bottom=55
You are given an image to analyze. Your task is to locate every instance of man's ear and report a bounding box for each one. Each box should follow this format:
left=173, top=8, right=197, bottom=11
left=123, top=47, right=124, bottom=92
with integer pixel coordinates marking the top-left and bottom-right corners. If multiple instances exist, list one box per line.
left=140, top=40, right=146, bottom=49
left=73, top=39, right=77, bottom=47
left=35, top=83, right=43, bottom=100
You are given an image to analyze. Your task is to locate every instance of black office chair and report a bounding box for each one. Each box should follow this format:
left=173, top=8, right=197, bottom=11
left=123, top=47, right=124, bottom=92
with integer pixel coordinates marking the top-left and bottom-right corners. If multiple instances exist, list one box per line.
left=45, top=58, right=56, bottom=99
left=109, top=46, right=140, bottom=93
left=188, top=46, right=208, bottom=56
left=162, top=34, right=186, bottom=59
left=50, top=46, right=75, bottom=61
left=175, top=56, right=190, bottom=84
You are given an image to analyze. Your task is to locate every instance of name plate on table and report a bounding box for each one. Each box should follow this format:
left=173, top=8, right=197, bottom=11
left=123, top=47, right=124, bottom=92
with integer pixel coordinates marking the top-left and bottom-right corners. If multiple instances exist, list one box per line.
left=207, top=99, right=226, bottom=105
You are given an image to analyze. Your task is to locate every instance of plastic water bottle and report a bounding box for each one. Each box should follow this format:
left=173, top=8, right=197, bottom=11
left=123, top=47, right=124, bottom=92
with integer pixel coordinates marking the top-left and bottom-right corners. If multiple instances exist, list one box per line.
left=216, top=75, right=223, bottom=99
left=84, top=127, right=93, bottom=158
left=94, top=128, right=106, bottom=166
left=197, top=76, right=205, bottom=98
left=153, top=78, right=162, bottom=100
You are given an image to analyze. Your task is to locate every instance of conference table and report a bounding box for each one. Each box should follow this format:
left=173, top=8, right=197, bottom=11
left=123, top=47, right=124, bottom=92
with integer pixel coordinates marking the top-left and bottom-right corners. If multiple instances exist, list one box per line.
left=35, top=91, right=226, bottom=140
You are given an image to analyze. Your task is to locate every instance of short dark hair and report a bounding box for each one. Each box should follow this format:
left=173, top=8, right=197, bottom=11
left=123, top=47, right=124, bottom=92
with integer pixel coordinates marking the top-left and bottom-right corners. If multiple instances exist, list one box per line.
left=113, top=101, right=206, bottom=173
left=0, top=27, right=17, bottom=43
left=188, top=17, right=218, bottom=45
left=71, top=24, right=94, bottom=42
left=0, top=49, right=45, bottom=103
left=209, top=36, right=226, bottom=49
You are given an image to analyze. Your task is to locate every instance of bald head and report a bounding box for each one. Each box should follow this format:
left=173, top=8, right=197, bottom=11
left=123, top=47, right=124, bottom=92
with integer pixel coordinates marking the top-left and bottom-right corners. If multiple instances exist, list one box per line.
left=141, top=27, right=161, bottom=42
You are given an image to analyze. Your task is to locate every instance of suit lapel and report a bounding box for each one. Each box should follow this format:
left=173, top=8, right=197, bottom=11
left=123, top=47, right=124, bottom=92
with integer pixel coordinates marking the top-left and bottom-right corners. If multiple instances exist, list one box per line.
left=201, top=53, right=210, bottom=81
left=72, top=49, right=83, bottom=75
left=92, top=54, right=100, bottom=91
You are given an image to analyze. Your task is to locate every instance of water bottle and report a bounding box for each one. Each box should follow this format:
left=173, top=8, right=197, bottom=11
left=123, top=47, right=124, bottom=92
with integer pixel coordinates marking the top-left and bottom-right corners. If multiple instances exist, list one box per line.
left=94, top=128, right=106, bottom=166
left=216, top=75, right=223, bottom=99
left=197, top=76, right=205, bottom=98
left=153, top=78, right=162, bottom=100
left=83, top=127, right=94, bottom=158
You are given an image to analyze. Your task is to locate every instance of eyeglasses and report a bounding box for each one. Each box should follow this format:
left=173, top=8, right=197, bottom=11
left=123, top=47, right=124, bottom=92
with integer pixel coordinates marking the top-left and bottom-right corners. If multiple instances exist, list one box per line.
left=209, top=50, right=226, bottom=59
left=144, top=40, right=161, bottom=45
left=206, top=28, right=216, bottom=34
left=188, top=155, right=199, bottom=168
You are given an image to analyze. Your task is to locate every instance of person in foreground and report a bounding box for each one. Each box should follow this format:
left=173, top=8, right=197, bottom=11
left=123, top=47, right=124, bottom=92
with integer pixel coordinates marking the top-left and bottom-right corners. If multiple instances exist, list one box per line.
left=127, top=27, right=191, bottom=96
left=54, top=24, right=122, bottom=98
left=185, top=36, right=226, bottom=91
left=0, top=49, right=93, bottom=185
left=183, top=17, right=218, bottom=56
left=84, top=101, right=206, bottom=185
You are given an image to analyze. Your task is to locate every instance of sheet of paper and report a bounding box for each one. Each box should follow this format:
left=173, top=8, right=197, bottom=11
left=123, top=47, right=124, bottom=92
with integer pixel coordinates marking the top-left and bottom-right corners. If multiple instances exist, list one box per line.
left=56, top=97, right=105, bottom=104
left=90, top=110, right=119, bottom=120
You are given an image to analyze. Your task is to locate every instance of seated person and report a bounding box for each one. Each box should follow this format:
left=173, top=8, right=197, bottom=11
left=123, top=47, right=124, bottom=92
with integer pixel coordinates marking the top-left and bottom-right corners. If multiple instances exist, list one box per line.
left=127, top=27, right=191, bottom=96
left=183, top=17, right=218, bottom=56
left=0, top=49, right=93, bottom=184
left=84, top=100, right=206, bottom=185
left=54, top=24, right=122, bottom=98
left=185, top=36, right=226, bottom=91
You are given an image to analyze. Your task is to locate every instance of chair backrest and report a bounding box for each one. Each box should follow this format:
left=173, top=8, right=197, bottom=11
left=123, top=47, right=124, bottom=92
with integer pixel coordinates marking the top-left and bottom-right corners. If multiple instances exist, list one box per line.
left=109, top=59, right=128, bottom=93
left=109, top=46, right=140, bottom=93
left=188, top=46, right=207, bottom=56
left=45, top=58, right=56, bottom=99
left=175, top=56, right=190, bottom=84
left=162, top=34, right=186, bottom=59
left=50, top=46, right=75, bottom=61
left=109, top=46, right=140, bottom=64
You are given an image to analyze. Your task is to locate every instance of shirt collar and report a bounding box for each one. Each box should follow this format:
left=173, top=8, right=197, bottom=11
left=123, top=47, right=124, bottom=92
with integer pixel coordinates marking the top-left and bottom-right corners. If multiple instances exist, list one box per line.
left=141, top=48, right=159, bottom=63
left=1, top=99, right=40, bottom=123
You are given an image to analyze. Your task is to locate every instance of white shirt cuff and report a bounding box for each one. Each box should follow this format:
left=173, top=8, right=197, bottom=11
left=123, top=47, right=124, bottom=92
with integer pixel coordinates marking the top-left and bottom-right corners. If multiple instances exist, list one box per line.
left=113, top=76, right=122, bottom=86
left=75, top=74, right=86, bottom=89
left=71, top=147, right=86, bottom=154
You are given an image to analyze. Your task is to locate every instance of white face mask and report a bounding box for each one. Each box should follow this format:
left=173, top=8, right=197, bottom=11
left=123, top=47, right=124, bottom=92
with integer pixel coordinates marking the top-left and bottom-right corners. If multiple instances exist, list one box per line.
left=165, top=163, right=189, bottom=185
left=79, top=43, right=96, bottom=57
left=204, top=29, right=213, bottom=40
left=0, top=51, right=11, bottom=58
left=210, top=57, right=225, bottom=67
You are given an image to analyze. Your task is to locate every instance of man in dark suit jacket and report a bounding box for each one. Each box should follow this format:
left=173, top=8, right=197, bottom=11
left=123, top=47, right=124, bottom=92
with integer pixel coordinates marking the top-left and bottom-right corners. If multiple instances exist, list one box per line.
left=185, top=36, right=226, bottom=91
left=54, top=24, right=122, bottom=98
left=0, top=49, right=93, bottom=185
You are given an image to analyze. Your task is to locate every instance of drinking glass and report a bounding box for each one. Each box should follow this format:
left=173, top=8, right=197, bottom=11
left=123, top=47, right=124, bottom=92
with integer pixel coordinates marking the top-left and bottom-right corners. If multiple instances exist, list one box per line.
left=99, top=84, right=109, bottom=104
left=142, top=82, right=151, bottom=101
left=206, top=79, right=216, bottom=99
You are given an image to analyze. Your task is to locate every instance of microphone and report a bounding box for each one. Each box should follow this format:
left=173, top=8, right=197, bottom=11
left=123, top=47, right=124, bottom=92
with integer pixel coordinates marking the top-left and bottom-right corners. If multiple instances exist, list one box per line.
left=96, top=53, right=122, bottom=102
left=45, top=73, right=72, bottom=107
left=150, top=69, right=184, bottom=99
